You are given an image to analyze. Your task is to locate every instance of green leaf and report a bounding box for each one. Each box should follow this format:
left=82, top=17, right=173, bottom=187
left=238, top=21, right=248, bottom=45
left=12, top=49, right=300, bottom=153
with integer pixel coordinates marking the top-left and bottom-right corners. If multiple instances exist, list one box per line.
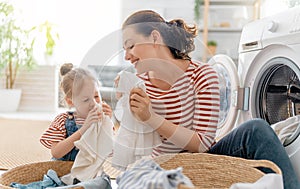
left=0, top=1, right=37, bottom=89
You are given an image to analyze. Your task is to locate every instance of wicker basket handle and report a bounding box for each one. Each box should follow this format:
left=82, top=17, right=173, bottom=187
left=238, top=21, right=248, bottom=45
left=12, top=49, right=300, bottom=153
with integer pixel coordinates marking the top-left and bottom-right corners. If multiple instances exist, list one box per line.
left=242, top=159, right=282, bottom=175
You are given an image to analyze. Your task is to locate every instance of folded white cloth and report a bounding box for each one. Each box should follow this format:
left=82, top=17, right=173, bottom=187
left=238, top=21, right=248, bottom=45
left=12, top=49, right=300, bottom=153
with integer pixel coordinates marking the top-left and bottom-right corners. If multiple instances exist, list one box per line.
left=271, top=115, right=300, bottom=144
left=112, top=71, right=161, bottom=170
left=70, top=115, right=114, bottom=181
left=229, top=173, right=283, bottom=189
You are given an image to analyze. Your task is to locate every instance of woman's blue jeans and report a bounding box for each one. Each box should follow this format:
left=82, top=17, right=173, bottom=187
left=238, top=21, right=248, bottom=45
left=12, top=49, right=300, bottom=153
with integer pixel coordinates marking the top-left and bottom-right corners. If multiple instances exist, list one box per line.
left=208, top=118, right=300, bottom=189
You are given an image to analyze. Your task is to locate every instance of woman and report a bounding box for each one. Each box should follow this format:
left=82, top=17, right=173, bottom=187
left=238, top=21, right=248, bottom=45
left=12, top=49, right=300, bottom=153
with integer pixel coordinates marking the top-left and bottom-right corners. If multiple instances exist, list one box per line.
left=122, top=10, right=300, bottom=189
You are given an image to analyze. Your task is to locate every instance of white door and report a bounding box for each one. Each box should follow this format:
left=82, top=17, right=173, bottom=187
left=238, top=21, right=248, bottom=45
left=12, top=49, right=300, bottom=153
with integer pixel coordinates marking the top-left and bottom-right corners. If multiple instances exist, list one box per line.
left=208, top=54, right=240, bottom=141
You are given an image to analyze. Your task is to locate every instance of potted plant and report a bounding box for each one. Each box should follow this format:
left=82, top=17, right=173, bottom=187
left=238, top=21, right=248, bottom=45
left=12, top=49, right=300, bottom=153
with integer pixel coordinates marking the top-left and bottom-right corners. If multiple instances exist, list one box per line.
left=36, top=20, right=59, bottom=64
left=207, top=40, right=217, bottom=55
left=0, top=1, right=36, bottom=111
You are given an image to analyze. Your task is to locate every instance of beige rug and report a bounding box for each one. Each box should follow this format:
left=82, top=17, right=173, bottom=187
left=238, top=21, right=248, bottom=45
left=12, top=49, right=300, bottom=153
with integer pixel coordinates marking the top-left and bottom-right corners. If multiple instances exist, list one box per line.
left=0, top=118, right=52, bottom=170
left=0, top=117, right=124, bottom=180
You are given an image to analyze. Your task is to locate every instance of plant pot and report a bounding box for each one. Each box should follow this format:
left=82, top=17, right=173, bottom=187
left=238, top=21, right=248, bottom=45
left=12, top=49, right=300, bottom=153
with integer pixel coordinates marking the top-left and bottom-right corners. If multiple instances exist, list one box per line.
left=0, top=89, right=22, bottom=112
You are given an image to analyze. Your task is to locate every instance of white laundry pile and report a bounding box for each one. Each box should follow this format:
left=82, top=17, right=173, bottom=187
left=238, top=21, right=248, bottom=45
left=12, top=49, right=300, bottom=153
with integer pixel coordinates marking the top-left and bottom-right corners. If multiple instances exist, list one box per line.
left=229, top=173, right=283, bottom=189
left=70, top=114, right=114, bottom=182
left=112, top=70, right=162, bottom=170
left=271, top=115, right=300, bottom=144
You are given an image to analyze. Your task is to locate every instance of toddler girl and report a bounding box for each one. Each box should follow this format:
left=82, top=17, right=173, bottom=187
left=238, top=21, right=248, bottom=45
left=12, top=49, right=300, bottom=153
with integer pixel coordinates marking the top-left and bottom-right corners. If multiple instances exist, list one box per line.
left=40, top=63, right=112, bottom=161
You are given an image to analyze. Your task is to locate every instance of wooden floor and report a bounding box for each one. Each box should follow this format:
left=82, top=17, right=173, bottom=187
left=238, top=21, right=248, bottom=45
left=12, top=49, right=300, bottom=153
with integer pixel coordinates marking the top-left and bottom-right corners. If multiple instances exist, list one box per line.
left=0, top=118, right=52, bottom=170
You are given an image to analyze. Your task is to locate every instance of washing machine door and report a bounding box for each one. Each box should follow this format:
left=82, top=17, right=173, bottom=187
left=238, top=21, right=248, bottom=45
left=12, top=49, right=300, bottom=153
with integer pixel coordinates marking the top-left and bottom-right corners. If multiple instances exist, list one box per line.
left=242, top=45, right=300, bottom=125
left=208, top=54, right=240, bottom=141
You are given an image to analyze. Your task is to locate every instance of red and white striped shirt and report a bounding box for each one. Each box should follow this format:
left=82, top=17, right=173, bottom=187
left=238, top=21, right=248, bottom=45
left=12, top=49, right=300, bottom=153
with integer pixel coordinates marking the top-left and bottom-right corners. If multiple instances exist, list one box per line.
left=40, top=112, right=85, bottom=149
left=138, top=61, right=220, bottom=156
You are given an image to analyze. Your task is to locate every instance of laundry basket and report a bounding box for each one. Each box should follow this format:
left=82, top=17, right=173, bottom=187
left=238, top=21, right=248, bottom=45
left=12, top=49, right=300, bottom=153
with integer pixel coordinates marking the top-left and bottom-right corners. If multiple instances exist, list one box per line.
left=154, top=153, right=282, bottom=189
left=0, top=161, right=83, bottom=189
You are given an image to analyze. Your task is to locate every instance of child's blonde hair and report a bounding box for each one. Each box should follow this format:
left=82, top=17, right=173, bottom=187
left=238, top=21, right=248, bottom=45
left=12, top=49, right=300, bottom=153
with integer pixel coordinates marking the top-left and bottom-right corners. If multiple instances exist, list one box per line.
left=60, top=63, right=99, bottom=101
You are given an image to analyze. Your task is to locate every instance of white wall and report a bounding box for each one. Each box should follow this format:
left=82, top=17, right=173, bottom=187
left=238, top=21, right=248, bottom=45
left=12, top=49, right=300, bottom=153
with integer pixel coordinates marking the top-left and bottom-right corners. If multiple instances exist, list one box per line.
left=12, top=0, right=289, bottom=66
left=121, top=0, right=194, bottom=23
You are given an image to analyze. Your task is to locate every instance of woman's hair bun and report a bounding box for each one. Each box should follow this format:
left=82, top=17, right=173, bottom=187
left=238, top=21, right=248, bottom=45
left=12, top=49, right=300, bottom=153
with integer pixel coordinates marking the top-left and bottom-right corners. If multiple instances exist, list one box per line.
left=60, top=63, right=73, bottom=76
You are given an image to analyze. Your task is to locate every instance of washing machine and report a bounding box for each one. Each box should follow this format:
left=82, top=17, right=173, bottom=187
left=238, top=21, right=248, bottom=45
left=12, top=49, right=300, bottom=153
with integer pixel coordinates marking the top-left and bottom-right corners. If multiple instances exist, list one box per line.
left=208, top=7, right=300, bottom=180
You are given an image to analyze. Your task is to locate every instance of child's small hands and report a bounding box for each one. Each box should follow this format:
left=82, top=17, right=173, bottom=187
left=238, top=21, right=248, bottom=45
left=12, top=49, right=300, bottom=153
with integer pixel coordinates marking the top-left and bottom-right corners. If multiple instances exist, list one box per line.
left=80, top=106, right=103, bottom=135
left=102, top=101, right=112, bottom=118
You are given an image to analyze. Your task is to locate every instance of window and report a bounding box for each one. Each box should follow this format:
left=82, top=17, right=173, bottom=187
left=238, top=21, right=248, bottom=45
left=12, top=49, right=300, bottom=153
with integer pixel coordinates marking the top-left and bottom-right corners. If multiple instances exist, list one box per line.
left=13, top=0, right=121, bottom=66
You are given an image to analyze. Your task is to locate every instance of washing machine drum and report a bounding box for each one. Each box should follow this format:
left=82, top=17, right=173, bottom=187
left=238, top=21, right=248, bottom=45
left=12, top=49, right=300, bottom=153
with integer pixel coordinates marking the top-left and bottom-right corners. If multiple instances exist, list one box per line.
left=257, top=60, right=300, bottom=125
left=256, top=58, right=300, bottom=180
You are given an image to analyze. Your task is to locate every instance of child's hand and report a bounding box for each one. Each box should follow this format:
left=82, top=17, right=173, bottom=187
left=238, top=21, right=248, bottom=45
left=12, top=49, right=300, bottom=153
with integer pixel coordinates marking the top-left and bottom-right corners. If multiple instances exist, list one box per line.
left=102, top=101, right=112, bottom=118
left=80, top=106, right=103, bottom=135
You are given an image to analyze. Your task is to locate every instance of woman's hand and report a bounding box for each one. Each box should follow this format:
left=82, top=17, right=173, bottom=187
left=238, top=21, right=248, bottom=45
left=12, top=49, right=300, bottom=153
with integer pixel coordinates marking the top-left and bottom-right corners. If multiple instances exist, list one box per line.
left=129, top=87, right=152, bottom=121
left=80, top=106, right=102, bottom=135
